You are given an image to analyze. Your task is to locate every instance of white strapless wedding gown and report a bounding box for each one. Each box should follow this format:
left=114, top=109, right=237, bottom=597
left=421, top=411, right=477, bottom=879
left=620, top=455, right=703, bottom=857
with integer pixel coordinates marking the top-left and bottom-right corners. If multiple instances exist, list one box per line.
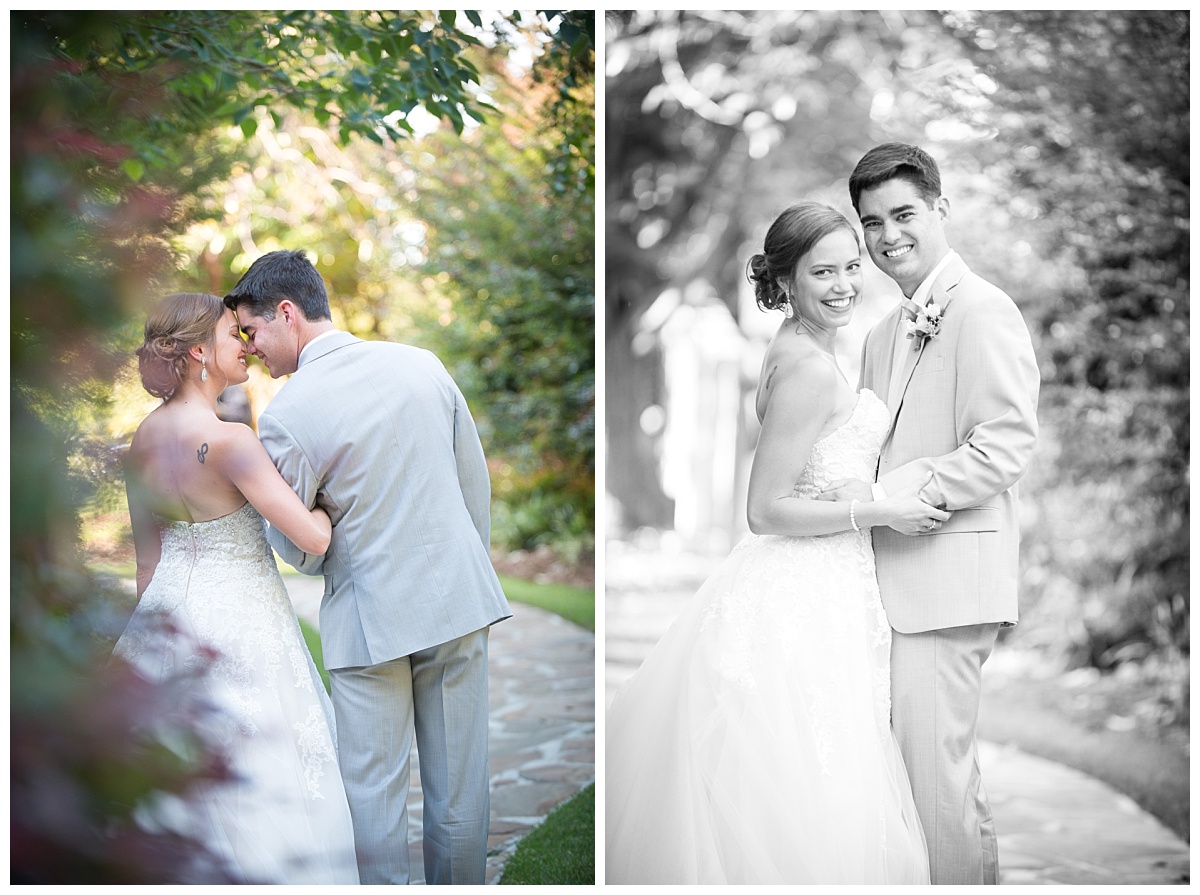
left=114, top=502, right=359, bottom=884
left=606, top=389, right=929, bottom=884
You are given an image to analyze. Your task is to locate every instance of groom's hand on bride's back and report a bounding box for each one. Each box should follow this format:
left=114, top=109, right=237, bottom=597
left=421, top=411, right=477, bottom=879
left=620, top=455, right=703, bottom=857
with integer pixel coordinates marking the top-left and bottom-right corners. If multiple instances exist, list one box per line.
left=818, top=478, right=873, bottom=502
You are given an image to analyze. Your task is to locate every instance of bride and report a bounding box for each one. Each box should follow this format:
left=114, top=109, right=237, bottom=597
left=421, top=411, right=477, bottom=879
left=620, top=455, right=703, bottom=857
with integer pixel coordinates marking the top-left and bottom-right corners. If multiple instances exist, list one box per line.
left=605, top=202, right=947, bottom=884
left=113, top=292, right=359, bottom=883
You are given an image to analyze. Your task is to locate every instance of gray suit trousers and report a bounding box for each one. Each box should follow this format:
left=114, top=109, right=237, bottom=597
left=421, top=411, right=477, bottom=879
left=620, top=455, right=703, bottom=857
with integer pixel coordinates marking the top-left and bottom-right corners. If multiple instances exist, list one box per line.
left=330, top=627, right=491, bottom=885
left=891, top=623, right=1000, bottom=885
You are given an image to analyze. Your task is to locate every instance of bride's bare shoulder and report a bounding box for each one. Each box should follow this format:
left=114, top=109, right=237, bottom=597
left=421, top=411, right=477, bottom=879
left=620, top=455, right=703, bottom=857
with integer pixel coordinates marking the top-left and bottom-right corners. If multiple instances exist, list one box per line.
left=127, top=404, right=172, bottom=457
left=759, top=333, right=837, bottom=394
left=756, top=336, right=839, bottom=425
left=129, top=405, right=253, bottom=462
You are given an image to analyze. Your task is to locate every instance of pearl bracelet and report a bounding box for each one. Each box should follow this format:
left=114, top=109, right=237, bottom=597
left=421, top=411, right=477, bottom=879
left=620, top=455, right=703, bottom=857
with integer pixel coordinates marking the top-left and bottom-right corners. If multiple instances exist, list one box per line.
left=849, top=498, right=861, bottom=533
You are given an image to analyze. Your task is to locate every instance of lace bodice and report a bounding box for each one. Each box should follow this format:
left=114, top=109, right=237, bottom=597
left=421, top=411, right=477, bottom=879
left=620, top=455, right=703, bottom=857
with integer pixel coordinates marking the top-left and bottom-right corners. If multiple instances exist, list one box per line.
left=154, top=501, right=278, bottom=575
left=117, top=501, right=339, bottom=804
left=792, top=389, right=891, bottom=499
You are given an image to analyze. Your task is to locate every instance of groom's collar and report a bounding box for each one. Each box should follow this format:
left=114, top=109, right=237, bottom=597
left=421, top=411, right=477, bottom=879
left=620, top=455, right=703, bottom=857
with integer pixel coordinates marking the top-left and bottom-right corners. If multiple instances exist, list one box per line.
left=928, top=251, right=969, bottom=312
left=910, top=250, right=961, bottom=307
left=297, top=329, right=360, bottom=368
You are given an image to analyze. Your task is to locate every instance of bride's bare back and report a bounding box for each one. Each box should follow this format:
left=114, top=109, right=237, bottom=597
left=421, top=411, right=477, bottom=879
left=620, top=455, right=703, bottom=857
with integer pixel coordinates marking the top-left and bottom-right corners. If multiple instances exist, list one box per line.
left=128, top=401, right=253, bottom=523
left=126, top=399, right=332, bottom=597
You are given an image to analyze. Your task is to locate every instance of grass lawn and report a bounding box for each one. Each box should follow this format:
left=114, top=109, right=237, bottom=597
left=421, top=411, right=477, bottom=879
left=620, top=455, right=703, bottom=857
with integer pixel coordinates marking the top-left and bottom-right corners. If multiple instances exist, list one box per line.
left=497, top=574, right=594, bottom=632
left=499, top=784, right=595, bottom=885
left=298, top=618, right=331, bottom=693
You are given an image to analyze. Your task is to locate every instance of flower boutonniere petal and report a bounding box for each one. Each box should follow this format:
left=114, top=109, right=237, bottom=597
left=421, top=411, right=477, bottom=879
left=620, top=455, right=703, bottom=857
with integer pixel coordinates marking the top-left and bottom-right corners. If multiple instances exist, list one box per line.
left=901, top=298, right=945, bottom=349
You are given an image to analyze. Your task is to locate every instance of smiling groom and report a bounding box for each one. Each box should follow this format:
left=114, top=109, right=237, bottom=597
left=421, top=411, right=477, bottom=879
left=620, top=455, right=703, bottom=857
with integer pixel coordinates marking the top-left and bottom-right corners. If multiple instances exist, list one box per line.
left=821, top=144, right=1040, bottom=884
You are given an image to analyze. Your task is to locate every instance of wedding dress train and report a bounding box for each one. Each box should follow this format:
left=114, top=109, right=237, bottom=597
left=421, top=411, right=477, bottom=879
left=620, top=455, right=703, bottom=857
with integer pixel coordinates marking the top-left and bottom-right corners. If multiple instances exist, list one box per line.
left=606, top=389, right=929, bottom=884
left=114, top=502, right=359, bottom=883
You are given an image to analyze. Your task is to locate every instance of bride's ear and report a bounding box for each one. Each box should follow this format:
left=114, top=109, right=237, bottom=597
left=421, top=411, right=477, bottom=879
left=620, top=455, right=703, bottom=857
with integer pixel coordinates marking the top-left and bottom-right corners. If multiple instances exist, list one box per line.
left=188, top=345, right=206, bottom=364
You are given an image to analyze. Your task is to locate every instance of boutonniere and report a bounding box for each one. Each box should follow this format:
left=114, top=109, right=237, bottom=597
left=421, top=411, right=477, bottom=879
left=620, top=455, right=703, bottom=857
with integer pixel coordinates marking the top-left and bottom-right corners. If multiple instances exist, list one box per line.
left=901, top=298, right=944, bottom=349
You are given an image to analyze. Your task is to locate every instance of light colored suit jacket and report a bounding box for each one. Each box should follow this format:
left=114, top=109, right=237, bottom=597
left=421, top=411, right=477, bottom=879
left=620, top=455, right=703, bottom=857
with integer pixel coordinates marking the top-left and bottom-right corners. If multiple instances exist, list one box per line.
left=258, top=331, right=512, bottom=669
left=860, top=254, right=1039, bottom=633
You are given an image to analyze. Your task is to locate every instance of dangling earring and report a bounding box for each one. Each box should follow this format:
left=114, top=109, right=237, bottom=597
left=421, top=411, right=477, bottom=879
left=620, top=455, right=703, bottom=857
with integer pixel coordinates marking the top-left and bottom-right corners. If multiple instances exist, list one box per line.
left=200, top=356, right=208, bottom=382
left=783, top=294, right=795, bottom=319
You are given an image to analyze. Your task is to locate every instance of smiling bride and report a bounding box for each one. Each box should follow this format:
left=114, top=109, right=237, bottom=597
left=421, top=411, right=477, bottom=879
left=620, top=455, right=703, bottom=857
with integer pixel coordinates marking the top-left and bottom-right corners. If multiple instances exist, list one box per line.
left=605, top=203, right=943, bottom=884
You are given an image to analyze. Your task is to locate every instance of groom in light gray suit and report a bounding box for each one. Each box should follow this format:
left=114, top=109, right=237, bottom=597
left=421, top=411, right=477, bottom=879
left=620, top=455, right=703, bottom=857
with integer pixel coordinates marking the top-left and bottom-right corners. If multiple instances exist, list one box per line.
left=822, top=144, right=1039, bottom=884
left=225, top=250, right=511, bottom=885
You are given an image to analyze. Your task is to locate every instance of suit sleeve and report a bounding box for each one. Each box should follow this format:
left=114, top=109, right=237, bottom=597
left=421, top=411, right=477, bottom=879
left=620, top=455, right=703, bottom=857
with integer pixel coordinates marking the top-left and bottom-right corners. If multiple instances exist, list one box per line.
left=451, top=383, right=492, bottom=550
left=258, top=410, right=328, bottom=576
left=879, top=294, right=1040, bottom=510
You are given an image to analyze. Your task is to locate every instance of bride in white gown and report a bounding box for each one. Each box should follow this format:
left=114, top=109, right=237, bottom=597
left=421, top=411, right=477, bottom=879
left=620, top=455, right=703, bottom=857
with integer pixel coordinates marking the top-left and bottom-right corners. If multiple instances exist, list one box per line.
left=606, top=203, right=948, bottom=884
left=113, top=292, right=359, bottom=883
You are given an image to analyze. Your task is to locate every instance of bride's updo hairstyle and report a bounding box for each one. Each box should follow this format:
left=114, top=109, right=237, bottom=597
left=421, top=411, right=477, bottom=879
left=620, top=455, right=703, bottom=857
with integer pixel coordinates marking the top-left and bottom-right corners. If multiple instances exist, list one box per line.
left=747, top=202, right=860, bottom=313
left=136, top=292, right=225, bottom=399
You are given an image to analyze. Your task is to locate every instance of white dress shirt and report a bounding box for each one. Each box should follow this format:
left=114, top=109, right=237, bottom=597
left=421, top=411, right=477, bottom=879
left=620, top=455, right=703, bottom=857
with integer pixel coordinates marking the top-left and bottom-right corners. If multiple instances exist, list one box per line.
left=298, top=327, right=344, bottom=367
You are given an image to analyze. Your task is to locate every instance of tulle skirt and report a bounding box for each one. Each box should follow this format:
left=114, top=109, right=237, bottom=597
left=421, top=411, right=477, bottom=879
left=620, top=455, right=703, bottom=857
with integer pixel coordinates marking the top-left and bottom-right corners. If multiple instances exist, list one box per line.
left=606, top=532, right=929, bottom=884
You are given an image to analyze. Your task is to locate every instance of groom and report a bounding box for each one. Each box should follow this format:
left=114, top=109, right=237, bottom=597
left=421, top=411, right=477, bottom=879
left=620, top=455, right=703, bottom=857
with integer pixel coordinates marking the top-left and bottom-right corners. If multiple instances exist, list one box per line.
left=224, top=250, right=512, bottom=885
left=822, top=144, right=1039, bottom=884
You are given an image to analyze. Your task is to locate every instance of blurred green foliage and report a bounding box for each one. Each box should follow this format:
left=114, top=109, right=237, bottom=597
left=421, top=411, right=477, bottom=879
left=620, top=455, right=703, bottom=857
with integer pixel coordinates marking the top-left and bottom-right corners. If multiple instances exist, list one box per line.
left=12, top=10, right=593, bottom=882
left=605, top=11, right=1187, bottom=701
left=406, top=50, right=594, bottom=554
left=936, top=12, right=1188, bottom=676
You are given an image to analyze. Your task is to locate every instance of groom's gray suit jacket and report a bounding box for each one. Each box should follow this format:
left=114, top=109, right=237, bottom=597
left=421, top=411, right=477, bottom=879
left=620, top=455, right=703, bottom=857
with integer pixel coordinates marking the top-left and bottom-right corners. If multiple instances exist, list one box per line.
left=860, top=253, right=1040, bottom=633
left=258, top=331, right=512, bottom=669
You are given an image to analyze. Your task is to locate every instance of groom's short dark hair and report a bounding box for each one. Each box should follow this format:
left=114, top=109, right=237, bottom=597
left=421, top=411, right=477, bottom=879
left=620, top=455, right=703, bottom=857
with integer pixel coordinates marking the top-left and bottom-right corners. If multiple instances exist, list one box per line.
left=224, top=249, right=332, bottom=321
left=848, top=143, right=942, bottom=215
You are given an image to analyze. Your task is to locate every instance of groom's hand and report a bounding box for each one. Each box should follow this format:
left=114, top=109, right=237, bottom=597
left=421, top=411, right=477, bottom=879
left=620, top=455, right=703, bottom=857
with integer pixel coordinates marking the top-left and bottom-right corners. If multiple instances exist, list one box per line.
left=818, top=478, right=873, bottom=502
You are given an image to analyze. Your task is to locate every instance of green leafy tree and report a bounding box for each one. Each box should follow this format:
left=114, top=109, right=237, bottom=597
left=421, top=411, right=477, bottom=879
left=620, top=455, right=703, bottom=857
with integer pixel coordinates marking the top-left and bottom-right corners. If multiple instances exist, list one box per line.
left=403, top=46, right=595, bottom=556
left=150, top=13, right=596, bottom=557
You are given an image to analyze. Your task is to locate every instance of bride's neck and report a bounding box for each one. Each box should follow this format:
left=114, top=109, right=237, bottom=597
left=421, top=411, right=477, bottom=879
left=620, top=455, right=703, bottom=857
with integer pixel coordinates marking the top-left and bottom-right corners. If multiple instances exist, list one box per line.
left=170, top=379, right=222, bottom=412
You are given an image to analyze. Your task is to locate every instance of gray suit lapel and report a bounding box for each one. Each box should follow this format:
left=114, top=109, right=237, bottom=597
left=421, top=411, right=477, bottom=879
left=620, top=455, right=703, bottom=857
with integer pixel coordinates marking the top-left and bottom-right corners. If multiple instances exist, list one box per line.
left=882, top=256, right=968, bottom=443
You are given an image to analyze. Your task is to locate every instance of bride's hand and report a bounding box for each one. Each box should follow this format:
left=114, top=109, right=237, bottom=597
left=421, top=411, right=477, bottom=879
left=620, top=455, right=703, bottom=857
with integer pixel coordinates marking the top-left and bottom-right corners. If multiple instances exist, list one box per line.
left=882, top=496, right=951, bottom=536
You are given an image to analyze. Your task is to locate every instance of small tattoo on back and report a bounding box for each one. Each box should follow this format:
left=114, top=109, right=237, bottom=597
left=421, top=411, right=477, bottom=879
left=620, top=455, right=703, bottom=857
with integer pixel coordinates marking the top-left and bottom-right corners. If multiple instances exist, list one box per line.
left=197, top=443, right=209, bottom=464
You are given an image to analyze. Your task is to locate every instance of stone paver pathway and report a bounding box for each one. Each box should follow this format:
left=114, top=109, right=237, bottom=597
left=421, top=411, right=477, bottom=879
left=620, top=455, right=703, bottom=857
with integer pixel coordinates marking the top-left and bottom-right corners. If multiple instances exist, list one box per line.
left=286, top=574, right=595, bottom=885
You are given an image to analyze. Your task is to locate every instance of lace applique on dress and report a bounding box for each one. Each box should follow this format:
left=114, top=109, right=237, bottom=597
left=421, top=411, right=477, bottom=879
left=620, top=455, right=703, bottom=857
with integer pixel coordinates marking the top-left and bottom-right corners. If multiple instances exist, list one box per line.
left=607, top=392, right=930, bottom=883
left=294, top=703, right=339, bottom=800
left=697, top=391, right=896, bottom=730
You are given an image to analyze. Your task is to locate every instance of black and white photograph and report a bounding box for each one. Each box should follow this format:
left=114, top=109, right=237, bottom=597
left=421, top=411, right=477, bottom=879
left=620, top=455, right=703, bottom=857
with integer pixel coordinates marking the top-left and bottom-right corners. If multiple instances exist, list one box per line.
left=604, top=9, right=1188, bottom=886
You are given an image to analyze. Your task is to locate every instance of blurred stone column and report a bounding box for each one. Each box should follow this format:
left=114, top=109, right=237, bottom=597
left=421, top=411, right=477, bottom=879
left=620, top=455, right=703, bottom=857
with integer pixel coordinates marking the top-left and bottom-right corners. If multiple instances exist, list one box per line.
left=649, top=279, right=749, bottom=553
